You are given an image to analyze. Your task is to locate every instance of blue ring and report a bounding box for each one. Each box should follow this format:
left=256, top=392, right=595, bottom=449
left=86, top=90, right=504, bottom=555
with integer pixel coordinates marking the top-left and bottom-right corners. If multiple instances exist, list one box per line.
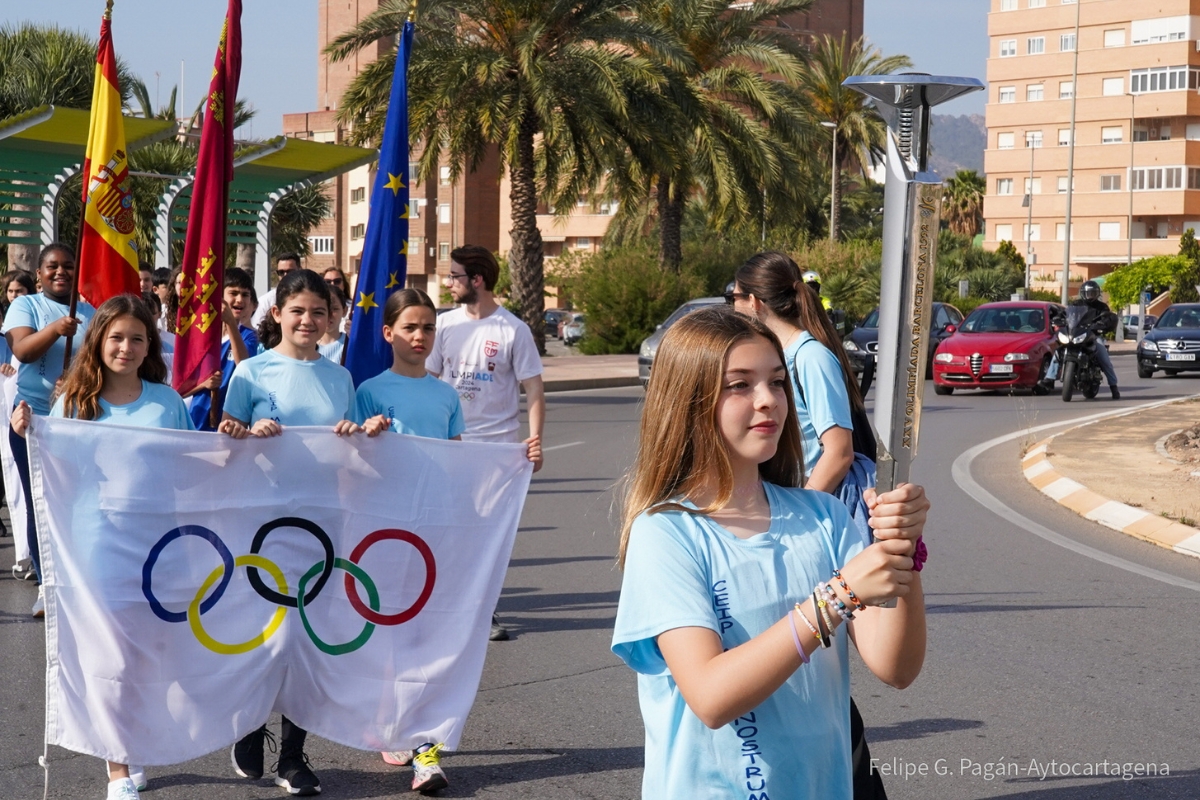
left=142, top=526, right=235, bottom=623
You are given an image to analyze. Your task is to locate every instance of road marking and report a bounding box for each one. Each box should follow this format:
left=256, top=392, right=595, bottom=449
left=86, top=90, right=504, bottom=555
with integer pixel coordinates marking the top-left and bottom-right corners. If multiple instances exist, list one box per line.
left=544, top=441, right=584, bottom=452
left=952, top=394, right=1200, bottom=593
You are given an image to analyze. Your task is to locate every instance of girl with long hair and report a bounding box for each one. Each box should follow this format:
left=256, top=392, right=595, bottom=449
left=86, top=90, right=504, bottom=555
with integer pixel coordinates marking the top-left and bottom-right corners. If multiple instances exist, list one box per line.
left=612, top=305, right=927, bottom=799
left=3, top=269, right=36, bottom=314
left=12, top=293, right=191, bottom=800
left=317, top=284, right=348, bottom=363
left=221, top=268, right=365, bottom=797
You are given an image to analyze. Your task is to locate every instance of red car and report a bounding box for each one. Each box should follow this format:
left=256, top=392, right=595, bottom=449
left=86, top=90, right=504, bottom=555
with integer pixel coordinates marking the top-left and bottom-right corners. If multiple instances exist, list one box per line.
left=932, top=301, right=1063, bottom=395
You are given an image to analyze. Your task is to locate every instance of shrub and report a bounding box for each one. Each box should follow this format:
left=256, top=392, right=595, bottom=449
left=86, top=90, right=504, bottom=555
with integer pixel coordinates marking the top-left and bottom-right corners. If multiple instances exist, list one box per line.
left=1103, top=255, right=1186, bottom=308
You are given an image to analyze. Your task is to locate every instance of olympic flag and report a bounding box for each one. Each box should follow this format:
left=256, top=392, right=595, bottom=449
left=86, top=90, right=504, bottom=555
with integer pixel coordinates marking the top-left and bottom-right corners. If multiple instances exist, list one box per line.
left=28, top=419, right=532, bottom=766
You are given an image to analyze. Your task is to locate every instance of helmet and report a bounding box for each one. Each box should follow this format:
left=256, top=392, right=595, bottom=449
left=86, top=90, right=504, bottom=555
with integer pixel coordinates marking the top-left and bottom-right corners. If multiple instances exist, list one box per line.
left=801, top=271, right=821, bottom=284
left=1079, top=280, right=1100, bottom=301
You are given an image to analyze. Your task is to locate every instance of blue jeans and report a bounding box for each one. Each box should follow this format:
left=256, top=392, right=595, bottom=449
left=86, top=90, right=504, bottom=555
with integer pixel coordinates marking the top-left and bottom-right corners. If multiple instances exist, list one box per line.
left=1047, top=343, right=1117, bottom=386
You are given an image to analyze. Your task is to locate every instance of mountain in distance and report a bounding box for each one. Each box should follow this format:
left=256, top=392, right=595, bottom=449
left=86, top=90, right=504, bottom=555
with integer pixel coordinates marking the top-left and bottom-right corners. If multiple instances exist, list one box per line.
left=929, top=113, right=986, bottom=178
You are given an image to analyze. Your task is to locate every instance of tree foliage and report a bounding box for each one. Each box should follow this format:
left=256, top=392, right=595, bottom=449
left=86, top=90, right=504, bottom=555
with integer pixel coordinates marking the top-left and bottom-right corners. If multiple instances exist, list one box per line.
left=942, top=169, right=985, bottom=238
left=1103, top=255, right=1190, bottom=309
left=0, top=23, right=136, bottom=118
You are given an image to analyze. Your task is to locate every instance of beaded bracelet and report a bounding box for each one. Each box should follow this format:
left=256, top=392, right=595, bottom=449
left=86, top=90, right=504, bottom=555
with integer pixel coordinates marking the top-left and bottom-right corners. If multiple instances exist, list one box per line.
left=814, top=590, right=837, bottom=643
left=794, top=602, right=822, bottom=642
left=787, top=609, right=811, bottom=664
left=811, top=591, right=832, bottom=648
left=832, top=569, right=867, bottom=612
left=821, top=583, right=854, bottom=623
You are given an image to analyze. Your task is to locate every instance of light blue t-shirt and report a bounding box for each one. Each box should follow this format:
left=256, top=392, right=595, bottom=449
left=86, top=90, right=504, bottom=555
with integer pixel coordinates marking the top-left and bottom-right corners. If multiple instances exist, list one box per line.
left=224, top=348, right=355, bottom=426
left=51, top=380, right=194, bottom=430
left=785, top=333, right=854, bottom=477
left=2, top=293, right=96, bottom=415
left=612, top=483, right=864, bottom=800
left=353, top=371, right=465, bottom=440
left=317, top=333, right=345, bottom=364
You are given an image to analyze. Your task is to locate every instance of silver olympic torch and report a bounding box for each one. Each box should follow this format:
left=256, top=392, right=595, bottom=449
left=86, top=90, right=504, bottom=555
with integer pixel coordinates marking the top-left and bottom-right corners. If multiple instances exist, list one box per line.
left=843, top=74, right=984, bottom=495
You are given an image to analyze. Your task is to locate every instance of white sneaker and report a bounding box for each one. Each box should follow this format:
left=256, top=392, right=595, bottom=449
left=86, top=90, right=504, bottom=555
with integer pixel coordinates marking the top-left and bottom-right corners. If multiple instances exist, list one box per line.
left=32, top=587, right=44, bottom=618
left=106, top=777, right=140, bottom=800
left=128, top=767, right=146, bottom=791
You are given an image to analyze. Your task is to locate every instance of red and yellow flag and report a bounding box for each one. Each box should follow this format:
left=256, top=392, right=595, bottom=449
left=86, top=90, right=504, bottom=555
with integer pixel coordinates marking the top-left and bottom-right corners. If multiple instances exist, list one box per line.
left=173, top=0, right=242, bottom=395
left=78, top=1, right=141, bottom=307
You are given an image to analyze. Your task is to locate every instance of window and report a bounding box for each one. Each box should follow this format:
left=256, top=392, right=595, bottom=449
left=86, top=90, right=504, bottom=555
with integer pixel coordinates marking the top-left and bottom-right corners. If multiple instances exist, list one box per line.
left=996, top=178, right=1014, bottom=195
left=575, top=237, right=592, bottom=249
left=1102, top=77, right=1124, bottom=96
left=438, top=242, right=450, bottom=260
left=1027, top=37, right=1045, bottom=54
left=1055, top=223, right=1074, bottom=240
left=1190, top=169, right=1200, bottom=190
left=1028, top=0, right=1045, bottom=6
left=1025, top=131, right=1043, bottom=148
left=1058, top=128, right=1072, bottom=146
left=1158, top=126, right=1172, bottom=141
left=1132, top=127, right=1148, bottom=142
left=1130, top=66, right=1197, bottom=94
left=1023, top=223, right=1041, bottom=241
left=1167, top=167, right=1183, bottom=189
left=407, top=236, right=422, bottom=256
left=438, top=166, right=451, bottom=186
left=350, top=187, right=366, bottom=203
left=1098, top=222, right=1121, bottom=240
left=1131, top=167, right=1184, bottom=190
left=1057, top=176, right=1074, bottom=193
left=1131, top=16, right=1189, bottom=45
left=996, top=223, right=1013, bottom=241
left=410, top=198, right=426, bottom=219
left=1000, top=39, right=1017, bottom=57
left=599, top=201, right=618, bottom=215
left=1059, top=81, right=1074, bottom=99
left=1000, top=0, right=1016, bottom=9
left=437, top=203, right=450, bottom=224
left=1103, top=29, right=1125, bottom=47
left=1100, top=175, right=1121, bottom=191
left=1060, top=33, right=1075, bottom=51
left=999, top=86, right=1016, bottom=103
left=350, top=224, right=365, bottom=240
left=1101, top=126, right=1123, bottom=144
left=997, top=132, right=1015, bottom=150
left=1024, top=177, right=1042, bottom=194
left=308, top=236, right=334, bottom=254
left=1026, top=84, right=1044, bottom=101
left=409, top=161, right=421, bottom=184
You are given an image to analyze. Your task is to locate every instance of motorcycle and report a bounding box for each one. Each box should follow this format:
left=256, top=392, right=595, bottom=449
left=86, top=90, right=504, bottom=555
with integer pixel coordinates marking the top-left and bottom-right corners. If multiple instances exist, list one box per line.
left=1054, top=305, right=1105, bottom=402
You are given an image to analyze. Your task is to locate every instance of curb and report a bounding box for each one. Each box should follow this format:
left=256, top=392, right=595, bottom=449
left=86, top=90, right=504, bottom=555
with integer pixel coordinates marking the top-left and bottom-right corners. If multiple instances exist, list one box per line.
left=540, top=376, right=641, bottom=393
left=1021, top=432, right=1200, bottom=560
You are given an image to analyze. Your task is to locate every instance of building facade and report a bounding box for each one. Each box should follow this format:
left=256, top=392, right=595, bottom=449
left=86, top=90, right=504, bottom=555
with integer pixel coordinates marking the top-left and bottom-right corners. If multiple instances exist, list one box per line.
left=984, top=0, right=1200, bottom=291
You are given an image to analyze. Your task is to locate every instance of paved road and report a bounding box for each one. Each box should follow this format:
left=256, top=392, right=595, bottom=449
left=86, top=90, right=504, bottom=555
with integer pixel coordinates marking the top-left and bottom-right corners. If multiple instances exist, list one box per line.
left=2, top=359, right=1200, bottom=798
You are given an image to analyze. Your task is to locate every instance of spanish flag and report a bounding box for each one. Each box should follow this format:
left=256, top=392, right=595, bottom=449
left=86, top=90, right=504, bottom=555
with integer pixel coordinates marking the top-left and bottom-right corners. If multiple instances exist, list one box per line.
left=78, top=1, right=141, bottom=307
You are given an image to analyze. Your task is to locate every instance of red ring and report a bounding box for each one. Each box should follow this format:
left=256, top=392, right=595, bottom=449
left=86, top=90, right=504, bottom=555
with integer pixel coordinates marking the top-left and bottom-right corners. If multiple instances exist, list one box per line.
left=344, top=529, right=436, bottom=625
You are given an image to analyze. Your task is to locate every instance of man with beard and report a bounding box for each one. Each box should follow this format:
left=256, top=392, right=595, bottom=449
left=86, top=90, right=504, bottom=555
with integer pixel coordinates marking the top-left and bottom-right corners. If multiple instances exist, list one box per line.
left=426, top=245, right=544, bottom=640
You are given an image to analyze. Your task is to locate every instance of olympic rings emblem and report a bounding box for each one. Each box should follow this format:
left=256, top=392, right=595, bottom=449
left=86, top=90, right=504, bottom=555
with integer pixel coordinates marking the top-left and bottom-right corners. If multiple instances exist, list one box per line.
left=142, top=519, right=436, bottom=656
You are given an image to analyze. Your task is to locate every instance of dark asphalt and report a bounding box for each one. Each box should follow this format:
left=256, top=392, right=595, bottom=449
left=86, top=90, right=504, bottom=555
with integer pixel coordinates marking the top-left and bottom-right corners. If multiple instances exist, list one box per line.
left=2, top=359, right=1199, bottom=798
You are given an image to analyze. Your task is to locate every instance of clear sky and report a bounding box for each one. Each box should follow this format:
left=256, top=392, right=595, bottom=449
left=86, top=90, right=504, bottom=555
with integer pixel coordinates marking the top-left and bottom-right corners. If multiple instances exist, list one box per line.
left=11, top=0, right=988, bottom=136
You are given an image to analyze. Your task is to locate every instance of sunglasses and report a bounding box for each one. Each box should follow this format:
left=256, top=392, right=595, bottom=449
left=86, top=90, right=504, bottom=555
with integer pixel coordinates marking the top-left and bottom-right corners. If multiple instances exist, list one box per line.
left=324, top=278, right=344, bottom=287
left=723, top=292, right=750, bottom=305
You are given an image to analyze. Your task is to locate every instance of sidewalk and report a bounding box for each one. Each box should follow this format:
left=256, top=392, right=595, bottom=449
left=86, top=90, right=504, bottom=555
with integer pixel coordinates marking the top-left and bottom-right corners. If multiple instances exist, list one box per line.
left=1021, top=396, right=1200, bottom=558
left=538, top=354, right=640, bottom=392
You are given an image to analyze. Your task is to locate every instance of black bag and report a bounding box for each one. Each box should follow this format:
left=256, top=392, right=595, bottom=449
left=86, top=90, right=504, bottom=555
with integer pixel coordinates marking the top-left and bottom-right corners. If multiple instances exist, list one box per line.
left=851, top=698, right=889, bottom=800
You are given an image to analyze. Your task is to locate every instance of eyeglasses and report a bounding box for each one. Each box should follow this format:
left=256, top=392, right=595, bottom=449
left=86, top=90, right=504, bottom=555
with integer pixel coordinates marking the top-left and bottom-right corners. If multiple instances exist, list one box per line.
left=447, top=272, right=471, bottom=283
left=724, top=292, right=750, bottom=305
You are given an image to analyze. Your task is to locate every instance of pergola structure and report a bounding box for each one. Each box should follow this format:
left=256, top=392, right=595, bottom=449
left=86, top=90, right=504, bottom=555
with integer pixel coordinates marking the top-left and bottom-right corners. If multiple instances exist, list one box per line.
left=0, top=106, right=377, bottom=297
left=155, top=135, right=375, bottom=297
left=0, top=105, right=174, bottom=251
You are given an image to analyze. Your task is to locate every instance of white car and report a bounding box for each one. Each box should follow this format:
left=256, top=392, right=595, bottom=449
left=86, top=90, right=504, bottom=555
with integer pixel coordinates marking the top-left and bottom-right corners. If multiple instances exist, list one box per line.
left=563, top=313, right=586, bottom=346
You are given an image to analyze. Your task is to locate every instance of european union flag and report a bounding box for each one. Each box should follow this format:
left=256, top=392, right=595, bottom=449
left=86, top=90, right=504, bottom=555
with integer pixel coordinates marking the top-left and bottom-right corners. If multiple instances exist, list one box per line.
left=345, top=20, right=414, bottom=386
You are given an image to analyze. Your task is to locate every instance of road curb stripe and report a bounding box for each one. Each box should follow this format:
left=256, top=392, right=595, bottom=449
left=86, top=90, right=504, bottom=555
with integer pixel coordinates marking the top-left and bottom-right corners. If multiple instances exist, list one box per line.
left=1021, top=410, right=1200, bottom=560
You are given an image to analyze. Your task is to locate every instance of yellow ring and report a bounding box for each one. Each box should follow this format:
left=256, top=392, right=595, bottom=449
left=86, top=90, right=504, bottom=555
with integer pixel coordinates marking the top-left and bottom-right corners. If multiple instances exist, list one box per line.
left=188, top=554, right=288, bottom=655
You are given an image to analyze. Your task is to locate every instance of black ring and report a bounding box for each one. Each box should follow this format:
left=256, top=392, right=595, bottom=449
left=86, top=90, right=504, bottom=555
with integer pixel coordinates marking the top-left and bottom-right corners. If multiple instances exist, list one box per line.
left=247, top=517, right=335, bottom=608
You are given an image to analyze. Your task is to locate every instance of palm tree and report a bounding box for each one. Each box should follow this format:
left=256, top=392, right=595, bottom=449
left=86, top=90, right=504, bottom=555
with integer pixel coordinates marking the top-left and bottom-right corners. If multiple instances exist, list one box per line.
left=625, top=0, right=816, bottom=271
left=942, top=169, right=985, bottom=238
left=799, top=34, right=911, bottom=241
left=329, top=0, right=678, bottom=351
left=126, top=77, right=178, bottom=122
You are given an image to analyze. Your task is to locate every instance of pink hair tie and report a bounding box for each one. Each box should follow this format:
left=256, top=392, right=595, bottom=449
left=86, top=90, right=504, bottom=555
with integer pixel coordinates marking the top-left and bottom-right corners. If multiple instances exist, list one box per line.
left=912, top=537, right=928, bottom=572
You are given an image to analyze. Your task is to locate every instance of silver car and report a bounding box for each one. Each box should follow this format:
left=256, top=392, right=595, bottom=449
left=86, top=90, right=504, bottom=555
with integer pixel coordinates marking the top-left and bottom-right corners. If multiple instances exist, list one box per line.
left=638, top=297, right=725, bottom=386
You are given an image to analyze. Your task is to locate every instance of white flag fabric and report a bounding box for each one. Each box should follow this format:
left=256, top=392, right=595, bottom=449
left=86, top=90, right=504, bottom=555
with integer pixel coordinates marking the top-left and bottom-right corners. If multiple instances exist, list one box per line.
left=2, top=375, right=30, bottom=565
left=29, top=418, right=531, bottom=766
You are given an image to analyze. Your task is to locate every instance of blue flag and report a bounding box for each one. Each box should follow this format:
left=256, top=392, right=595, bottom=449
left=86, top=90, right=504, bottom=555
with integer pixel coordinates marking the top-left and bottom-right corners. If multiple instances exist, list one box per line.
left=345, top=21, right=414, bottom=386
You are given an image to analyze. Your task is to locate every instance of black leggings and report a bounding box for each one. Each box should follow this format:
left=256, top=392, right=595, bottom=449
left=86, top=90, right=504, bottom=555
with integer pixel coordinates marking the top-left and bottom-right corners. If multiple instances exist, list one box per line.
left=9, top=423, right=38, bottom=583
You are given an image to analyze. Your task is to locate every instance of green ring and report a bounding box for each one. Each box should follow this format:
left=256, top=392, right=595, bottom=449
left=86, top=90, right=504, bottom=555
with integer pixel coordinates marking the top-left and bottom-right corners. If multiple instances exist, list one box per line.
left=296, top=557, right=379, bottom=656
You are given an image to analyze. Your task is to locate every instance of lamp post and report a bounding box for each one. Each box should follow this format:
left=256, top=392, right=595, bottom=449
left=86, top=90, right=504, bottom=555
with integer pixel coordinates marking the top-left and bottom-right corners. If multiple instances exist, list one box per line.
left=821, top=120, right=838, bottom=241
left=1023, top=142, right=1035, bottom=293
left=1120, top=91, right=1138, bottom=343
left=1060, top=0, right=1082, bottom=304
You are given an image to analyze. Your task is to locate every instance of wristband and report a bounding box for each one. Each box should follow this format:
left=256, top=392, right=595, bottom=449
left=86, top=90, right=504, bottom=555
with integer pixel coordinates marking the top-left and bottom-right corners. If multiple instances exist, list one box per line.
left=832, top=569, right=867, bottom=612
left=794, top=602, right=821, bottom=641
left=912, top=536, right=927, bottom=572
left=787, top=609, right=810, bottom=664
left=811, top=592, right=832, bottom=648
left=814, top=590, right=837, bottom=644
left=822, top=583, right=854, bottom=623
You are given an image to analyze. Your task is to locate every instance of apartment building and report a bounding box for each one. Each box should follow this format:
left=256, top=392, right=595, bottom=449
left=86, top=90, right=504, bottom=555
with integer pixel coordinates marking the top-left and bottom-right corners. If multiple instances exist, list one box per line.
left=984, top=0, right=1200, bottom=291
left=289, top=0, right=862, bottom=296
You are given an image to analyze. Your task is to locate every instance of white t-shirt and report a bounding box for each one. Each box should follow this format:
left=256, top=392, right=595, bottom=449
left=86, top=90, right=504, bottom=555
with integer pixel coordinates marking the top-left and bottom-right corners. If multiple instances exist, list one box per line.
left=250, top=287, right=277, bottom=328
left=426, top=306, right=542, bottom=442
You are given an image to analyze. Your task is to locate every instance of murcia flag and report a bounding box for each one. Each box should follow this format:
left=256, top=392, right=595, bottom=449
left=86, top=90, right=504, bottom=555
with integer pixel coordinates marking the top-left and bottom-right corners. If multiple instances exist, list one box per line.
left=29, top=419, right=531, bottom=765
left=78, top=1, right=141, bottom=306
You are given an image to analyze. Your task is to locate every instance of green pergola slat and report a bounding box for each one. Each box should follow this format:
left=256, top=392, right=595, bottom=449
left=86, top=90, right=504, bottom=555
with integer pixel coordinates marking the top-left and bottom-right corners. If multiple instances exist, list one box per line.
left=0, top=208, right=43, bottom=220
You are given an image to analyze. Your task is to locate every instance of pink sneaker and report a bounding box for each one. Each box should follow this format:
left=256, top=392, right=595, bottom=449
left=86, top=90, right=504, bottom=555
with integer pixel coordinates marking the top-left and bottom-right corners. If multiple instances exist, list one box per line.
left=381, top=750, right=413, bottom=766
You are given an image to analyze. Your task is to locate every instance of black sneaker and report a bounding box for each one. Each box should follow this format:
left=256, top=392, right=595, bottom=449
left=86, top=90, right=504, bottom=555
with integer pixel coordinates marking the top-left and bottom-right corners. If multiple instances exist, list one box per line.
left=489, top=613, right=509, bottom=641
left=232, top=725, right=275, bottom=780
left=275, top=753, right=321, bottom=796
left=1111, top=385, right=1121, bottom=400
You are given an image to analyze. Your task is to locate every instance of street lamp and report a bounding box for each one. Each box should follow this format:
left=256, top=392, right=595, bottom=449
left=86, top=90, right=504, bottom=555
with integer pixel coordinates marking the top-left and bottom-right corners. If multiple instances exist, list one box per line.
left=821, top=120, right=838, bottom=241
left=1023, top=142, right=1035, bottom=293
left=1124, top=91, right=1138, bottom=344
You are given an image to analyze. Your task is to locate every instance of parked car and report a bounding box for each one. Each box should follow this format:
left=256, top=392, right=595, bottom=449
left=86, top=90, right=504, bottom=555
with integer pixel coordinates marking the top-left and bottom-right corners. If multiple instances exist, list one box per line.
left=1136, top=303, right=1200, bottom=378
left=545, top=308, right=570, bottom=338
left=844, top=303, right=965, bottom=380
left=562, top=313, right=586, bottom=346
left=1121, top=314, right=1157, bottom=338
left=932, top=301, right=1063, bottom=395
left=638, top=297, right=725, bottom=386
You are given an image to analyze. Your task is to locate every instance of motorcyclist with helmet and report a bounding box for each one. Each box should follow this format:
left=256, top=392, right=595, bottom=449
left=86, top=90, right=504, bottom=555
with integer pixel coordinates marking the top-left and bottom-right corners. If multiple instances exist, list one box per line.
left=1043, top=280, right=1120, bottom=399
